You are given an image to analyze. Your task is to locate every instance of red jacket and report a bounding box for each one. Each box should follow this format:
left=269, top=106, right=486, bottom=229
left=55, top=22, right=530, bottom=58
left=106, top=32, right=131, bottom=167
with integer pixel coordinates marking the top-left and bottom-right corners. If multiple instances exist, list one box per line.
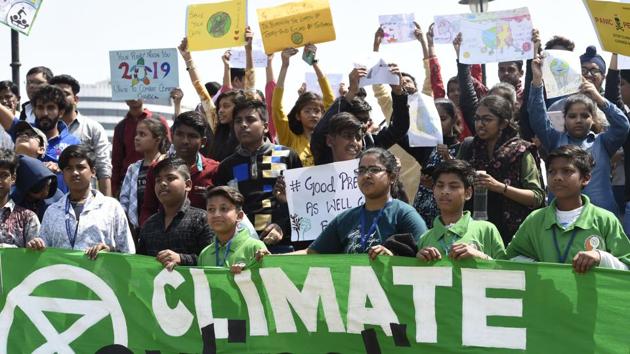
left=111, top=109, right=171, bottom=196
left=139, top=154, right=219, bottom=225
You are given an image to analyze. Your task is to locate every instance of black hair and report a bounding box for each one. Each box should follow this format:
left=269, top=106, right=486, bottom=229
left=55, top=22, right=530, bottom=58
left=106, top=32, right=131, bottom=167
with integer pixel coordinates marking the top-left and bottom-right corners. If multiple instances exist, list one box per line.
left=563, top=93, right=597, bottom=118
left=401, top=72, right=417, bottom=87
left=358, top=147, right=401, bottom=198
left=233, top=96, right=268, bottom=123
left=348, top=97, right=372, bottom=119
left=205, top=81, right=221, bottom=97
left=0, top=80, right=19, bottom=97
left=172, top=111, right=207, bottom=138
left=0, top=148, right=18, bottom=175
left=230, top=68, right=246, bottom=83
left=544, top=36, right=575, bottom=51
left=489, top=82, right=517, bottom=108
left=214, top=90, right=241, bottom=124
left=26, top=66, right=53, bottom=82
left=287, top=92, right=324, bottom=135
left=434, top=98, right=461, bottom=137
left=206, top=186, right=244, bottom=210
left=59, top=144, right=95, bottom=170
left=153, top=156, right=191, bottom=181
left=546, top=145, right=594, bottom=178
left=138, top=117, right=170, bottom=154
left=431, top=159, right=475, bottom=189
left=328, top=112, right=366, bottom=136
left=477, top=94, right=517, bottom=131
left=49, top=74, right=81, bottom=95
left=31, top=85, right=69, bottom=114
left=499, top=60, right=524, bottom=72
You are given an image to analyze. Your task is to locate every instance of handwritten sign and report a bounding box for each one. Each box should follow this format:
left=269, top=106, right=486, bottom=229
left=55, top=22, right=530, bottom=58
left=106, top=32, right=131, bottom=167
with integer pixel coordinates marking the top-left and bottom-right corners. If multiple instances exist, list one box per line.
left=230, top=48, right=268, bottom=68
left=356, top=58, right=400, bottom=87
left=408, top=93, right=443, bottom=147
left=433, top=13, right=465, bottom=44
left=584, top=0, right=630, bottom=56
left=379, top=13, right=416, bottom=44
left=305, top=72, right=343, bottom=97
left=257, top=0, right=336, bottom=54
left=0, top=0, right=42, bottom=35
left=619, top=55, right=630, bottom=69
left=109, top=48, right=179, bottom=102
left=284, top=159, right=362, bottom=241
left=186, top=0, right=247, bottom=51
left=542, top=50, right=582, bottom=99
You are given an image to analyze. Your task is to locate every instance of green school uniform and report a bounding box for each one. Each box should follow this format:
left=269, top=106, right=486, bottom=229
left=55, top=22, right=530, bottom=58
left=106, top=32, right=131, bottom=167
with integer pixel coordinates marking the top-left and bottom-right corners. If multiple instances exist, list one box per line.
left=505, top=195, right=630, bottom=265
left=199, top=227, right=267, bottom=267
left=418, top=211, right=506, bottom=259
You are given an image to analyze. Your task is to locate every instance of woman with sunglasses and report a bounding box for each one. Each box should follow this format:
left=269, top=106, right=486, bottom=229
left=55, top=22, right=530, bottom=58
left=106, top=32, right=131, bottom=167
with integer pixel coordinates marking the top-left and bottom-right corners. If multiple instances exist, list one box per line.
left=305, top=147, right=427, bottom=256
left=457, top=95, right=545, bottom=246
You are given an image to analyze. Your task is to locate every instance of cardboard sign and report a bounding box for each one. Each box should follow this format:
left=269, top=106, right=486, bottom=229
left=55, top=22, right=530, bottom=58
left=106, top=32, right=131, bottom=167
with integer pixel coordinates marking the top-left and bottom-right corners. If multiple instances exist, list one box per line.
left=542, top=50, right=582, bottom=99
left=0, top=0, right=42, bottom=35
left=284, top=159, right=362, bottom=241
left=408, top=93, right=443, bottom=147
left=186, top=0, right=247, bottom=51
left=109, top=48, right=179, bottom=102
left=584, top=0, right=630, bottom=56
left=257, top=0, right=336, bottom=54
left=379, top=13, right=416, bottom=44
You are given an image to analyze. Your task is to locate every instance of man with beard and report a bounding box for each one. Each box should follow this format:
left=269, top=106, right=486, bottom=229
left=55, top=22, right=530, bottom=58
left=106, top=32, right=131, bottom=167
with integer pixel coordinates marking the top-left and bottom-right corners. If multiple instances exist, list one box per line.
left=0, top=84, right=80, bottom=192
left=49, top=74, right=112, bottom=196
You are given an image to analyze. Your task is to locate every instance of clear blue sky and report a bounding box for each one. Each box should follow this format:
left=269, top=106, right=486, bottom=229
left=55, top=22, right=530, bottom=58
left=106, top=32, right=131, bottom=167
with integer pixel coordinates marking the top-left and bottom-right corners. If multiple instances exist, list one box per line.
left=0, top=0, right=604, bottom=116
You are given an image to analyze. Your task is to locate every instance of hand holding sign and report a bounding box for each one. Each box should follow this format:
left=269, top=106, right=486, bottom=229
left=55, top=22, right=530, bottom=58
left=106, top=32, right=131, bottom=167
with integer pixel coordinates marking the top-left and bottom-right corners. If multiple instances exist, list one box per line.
left=357, top=59, right=401, bottom=87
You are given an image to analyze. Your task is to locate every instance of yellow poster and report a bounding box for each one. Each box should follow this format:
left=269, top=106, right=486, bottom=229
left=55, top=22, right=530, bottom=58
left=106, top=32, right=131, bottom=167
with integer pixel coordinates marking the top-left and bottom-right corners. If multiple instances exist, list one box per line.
left=584, top=0, right=630, bottom=56
left=186, top=0, right=247, bottom=51
left=257, top=0, right=336, bottom=54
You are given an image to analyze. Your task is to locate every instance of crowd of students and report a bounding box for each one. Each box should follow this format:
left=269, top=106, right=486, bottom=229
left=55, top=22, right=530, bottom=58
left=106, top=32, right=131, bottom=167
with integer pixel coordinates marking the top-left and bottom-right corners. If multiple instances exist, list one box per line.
left=0, top=21, right=629, bottom=276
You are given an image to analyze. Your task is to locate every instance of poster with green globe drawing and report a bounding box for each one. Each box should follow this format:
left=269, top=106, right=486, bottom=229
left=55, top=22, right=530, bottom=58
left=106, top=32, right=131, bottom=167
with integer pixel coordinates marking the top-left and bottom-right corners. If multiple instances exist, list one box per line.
left=542, top=50, right=583, bottom=99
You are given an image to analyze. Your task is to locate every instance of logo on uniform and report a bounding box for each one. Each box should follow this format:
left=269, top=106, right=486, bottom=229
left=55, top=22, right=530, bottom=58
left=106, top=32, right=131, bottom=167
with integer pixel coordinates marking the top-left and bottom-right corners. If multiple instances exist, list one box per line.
left=584, top=235, right=601, bottom=251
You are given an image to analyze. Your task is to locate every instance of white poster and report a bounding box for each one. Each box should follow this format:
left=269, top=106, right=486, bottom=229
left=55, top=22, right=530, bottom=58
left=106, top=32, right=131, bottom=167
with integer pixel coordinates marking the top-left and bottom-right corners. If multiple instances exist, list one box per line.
left=305, top=72, right=343, bottom=97
left=378, top=13, right=416, bottom=44
left=408, top=93, right=443, bottom=147
left=109, top=48, right=179, bottom=102
left=284, top=159, right=362, bottom=242
left=357, top=59, right=400, bottom=87
left=542, top=50, right=582, bottom=99
left=0, top=0, right=42, bottom=35
left=230, top=49, right=268, bottom=68
left=619, top=55, right=630, bottom=70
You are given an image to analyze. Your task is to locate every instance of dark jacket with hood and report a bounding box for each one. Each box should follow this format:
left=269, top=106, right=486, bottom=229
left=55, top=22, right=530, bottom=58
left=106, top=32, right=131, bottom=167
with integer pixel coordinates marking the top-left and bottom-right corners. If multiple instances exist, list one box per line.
left=11, top=154, right=64, bottom=221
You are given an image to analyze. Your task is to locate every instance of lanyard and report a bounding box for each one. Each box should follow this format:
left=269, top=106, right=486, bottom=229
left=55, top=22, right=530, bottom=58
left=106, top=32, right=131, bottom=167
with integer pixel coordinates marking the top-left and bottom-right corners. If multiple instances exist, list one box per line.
left=551, top=227, right=579, bottom=263
left=64, top=197, right=80, bottom=249
left=439, top=233, right=455, bottom=255
left=215, top=239, right=233, bottom=267
left=359, top=201, right=392, bottom=251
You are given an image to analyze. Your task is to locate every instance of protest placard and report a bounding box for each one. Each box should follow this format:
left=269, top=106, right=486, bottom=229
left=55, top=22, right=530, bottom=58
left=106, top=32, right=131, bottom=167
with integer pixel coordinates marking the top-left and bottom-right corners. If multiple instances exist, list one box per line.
left=186, top=0, right=247, bottom=51
left=109, top=48, right=179, bottom=102
left=620, top=55, right=630, bottom=69
left=284, top=159, right=361, bottom=241
left=408, top=93, right=443, bottom=147
left=0, top=0, right=42, bottom=35
left=305, top=72, right=343, bottom=97
left=433, top=13, right=464, bottom=44
left=542, top=50, right=582, bottom=99
left=229, top=48, right=268, bottom=68
left=459, top=7, right=534, bottom=64
left=378, top=13, right=416, bottom=44
left=257, top=0, right=336, bottom=54
left=584, top=0, right=630, bottom=56
left=357, top=58, right=400, bottom=87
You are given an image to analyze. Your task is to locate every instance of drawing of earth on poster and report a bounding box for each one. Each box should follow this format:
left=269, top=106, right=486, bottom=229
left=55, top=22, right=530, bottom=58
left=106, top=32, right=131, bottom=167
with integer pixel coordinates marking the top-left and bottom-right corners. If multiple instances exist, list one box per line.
left=208, top=11, right=231, bottom=38
left=542, top=49, right=582, bottom=99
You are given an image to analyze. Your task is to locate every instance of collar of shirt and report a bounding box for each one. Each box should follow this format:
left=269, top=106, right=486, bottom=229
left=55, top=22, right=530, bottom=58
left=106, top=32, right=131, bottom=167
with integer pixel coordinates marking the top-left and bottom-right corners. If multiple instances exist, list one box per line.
left=0, top=199, right=15, bottom=214
left=543, top=195, right=594, bottom=231
left=432, top=211, right=472, bottom=241
left=158, top=198, right=191, bottom=217
left=42, top=120, right=71, bottom=144
left=64, top=189, right=100, bottom=219
left=125, top=109, right=150, bottom=121
left=166, top=151, right=203, bottom=173
left=236, top=142, right=273, bottom=157
left=215, top=227, right=250, bottom=252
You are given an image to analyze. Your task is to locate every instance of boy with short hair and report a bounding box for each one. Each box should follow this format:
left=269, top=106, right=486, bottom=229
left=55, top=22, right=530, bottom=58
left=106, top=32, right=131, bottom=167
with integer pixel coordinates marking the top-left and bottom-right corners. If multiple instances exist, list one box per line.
left=138, top=157, right=213, bottom=270
left=0, top=149, right=41, bottom=247
left=26, top=145, right=134, bottom=258
left=417, top=159, right=506, bottom=261
left=215, top=97, right=302, bottom=251
left=326, top=112, right=365, bottom=162
left=506, top=145, right=630, bottom=272
left=199, top=186, right=267, bottom=273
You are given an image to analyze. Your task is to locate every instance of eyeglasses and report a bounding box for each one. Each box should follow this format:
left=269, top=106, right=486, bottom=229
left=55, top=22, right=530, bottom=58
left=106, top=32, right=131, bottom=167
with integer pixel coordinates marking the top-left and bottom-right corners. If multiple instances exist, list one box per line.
left=581, top=67, right=602, bottom=76
left=354, top=166, right=388, bottom=176
left=473, top=116, right=498, bottom=126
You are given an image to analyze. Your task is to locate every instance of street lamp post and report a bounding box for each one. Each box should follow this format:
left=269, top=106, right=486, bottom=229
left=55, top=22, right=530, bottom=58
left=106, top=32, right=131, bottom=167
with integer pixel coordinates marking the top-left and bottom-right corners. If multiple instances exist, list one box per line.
left=458, top=0, right=494, bottom=86
left=10, top=29, right=20, bottom=92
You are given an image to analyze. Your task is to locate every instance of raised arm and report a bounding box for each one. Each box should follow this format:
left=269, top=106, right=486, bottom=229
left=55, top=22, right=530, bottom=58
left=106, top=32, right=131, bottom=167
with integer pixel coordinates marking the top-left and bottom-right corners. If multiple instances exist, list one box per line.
left=604, top=53, right=626, bottom=110
left=308, top=44, right=335, bottom=109
left=374, top=64, right=410, bottom=148
left=273, top=48, right=299, bottom=145
left=222, top=50, right=232, bottom=90
left=426, top=23, right=446, bottom=99
left=583, top=80, right=630, bottom=155
left=244, top=26, right=256, bottom=94
left=414, top=22, right=433, bottom=97
left=518, top=29, right=541, bottom=141
left=528, top=53, right=563, bottom=150
left=0, top=102, right=15, bottom=132
left=265, top=53, right=278, bottom=142
left=371, top=26, right=394, bottom=120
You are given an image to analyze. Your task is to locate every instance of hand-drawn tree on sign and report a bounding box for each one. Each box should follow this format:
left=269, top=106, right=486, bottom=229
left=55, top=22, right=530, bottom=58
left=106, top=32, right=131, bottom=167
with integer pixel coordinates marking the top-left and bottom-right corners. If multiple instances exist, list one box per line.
left=290, top=213, right=312, bottom=241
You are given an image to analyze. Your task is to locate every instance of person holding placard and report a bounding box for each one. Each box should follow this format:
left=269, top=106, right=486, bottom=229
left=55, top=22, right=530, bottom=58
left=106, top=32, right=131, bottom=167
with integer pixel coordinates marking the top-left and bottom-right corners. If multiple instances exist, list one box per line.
left=506, top=145, right=630, bottom=273
left=417, top=159, right=505, bottom=262
left=529, top=53, right=629, bottom=215
left=271, top=45, right=335, bottom=166
left=302, top=148, right=427, bottom=255
left=457, top=95, right=545, bottom=245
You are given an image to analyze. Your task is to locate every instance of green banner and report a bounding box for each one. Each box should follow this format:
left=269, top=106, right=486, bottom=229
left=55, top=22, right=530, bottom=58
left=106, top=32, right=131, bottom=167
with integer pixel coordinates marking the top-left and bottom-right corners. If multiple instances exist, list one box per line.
left=1, top=248, right=629, bottom=353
